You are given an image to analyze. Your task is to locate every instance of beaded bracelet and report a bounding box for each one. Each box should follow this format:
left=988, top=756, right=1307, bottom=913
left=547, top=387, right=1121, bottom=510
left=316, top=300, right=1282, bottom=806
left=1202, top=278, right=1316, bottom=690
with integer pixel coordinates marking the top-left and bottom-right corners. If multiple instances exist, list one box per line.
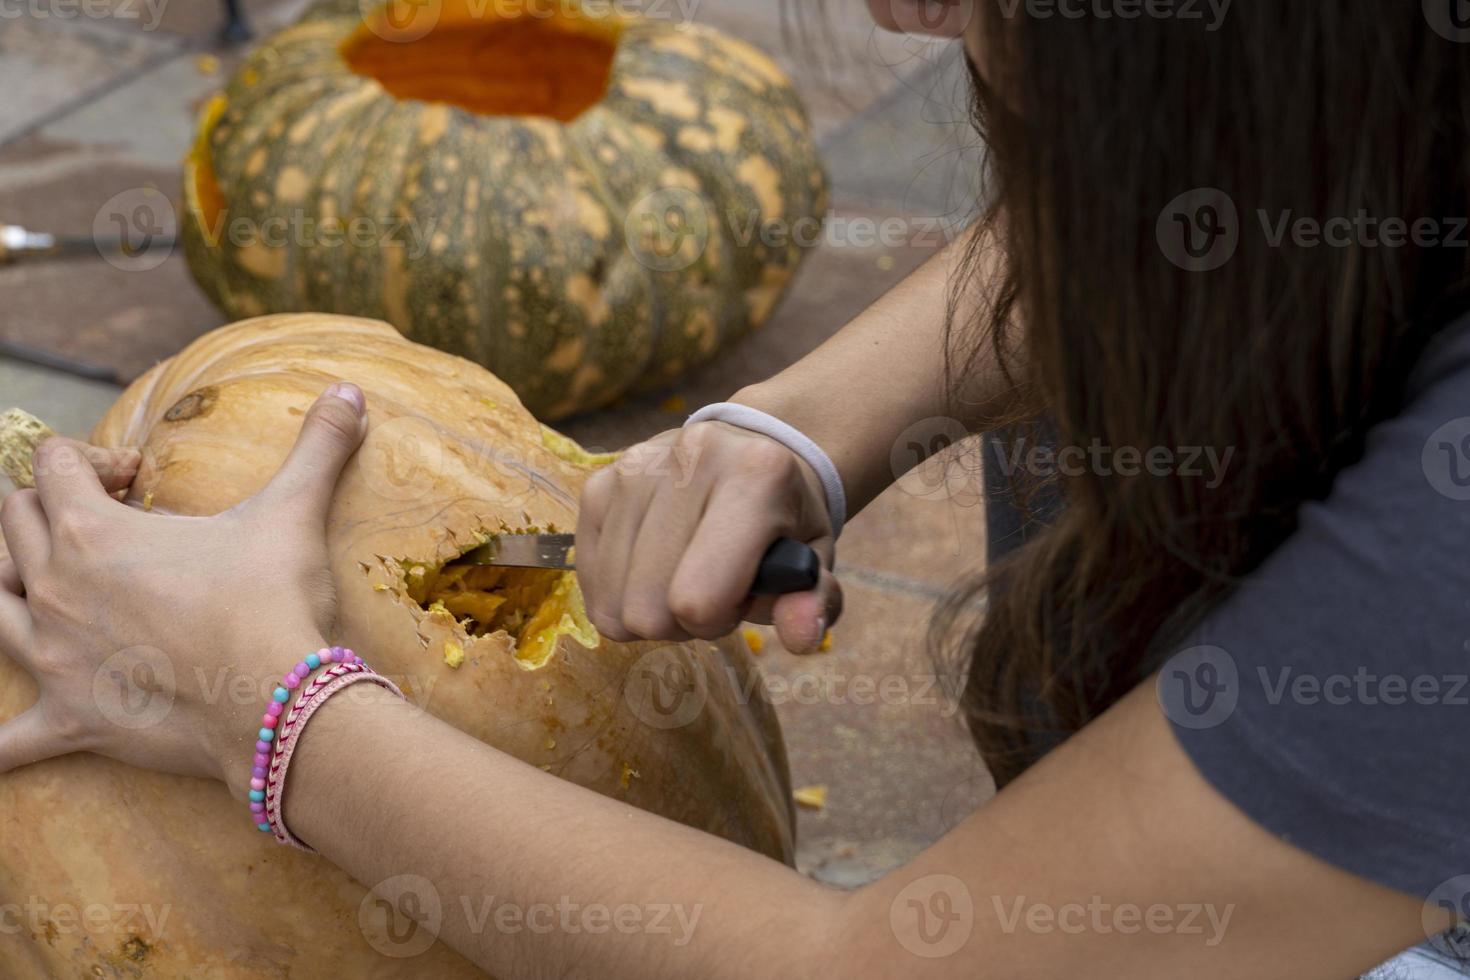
left=245, top=646, right=402, bottom=846
left=247, top=647, right=346, bottom=831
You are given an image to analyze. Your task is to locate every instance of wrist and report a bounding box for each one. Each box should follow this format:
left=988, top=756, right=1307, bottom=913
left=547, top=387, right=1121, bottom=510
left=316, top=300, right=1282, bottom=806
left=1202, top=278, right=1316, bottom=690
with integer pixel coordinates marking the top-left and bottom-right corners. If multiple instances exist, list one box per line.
left=691, top=397, right=848, bottom=536
left=727, top=383, right=869, bottom=522
left=281, top=681, right=403, bottom=846
left=729, top=383, right=842, bottom=469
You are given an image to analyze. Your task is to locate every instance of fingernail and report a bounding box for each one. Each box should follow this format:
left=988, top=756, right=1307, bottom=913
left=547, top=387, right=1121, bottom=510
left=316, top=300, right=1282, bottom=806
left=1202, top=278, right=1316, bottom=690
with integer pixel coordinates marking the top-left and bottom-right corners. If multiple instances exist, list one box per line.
left=803, top=615, right=826, bottom=655
left=325, top=382, right=365, bottom=414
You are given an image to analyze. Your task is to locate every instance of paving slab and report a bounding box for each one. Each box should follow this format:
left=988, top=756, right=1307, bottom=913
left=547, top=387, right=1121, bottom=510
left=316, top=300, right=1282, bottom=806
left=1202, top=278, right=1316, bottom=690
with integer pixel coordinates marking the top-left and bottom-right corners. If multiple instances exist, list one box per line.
left=822, top=42, right=980, bottom=217
left=741, top=579, right=992, bottom=883
left=0, top=150, right=225, bottom=381
left=0, top=33, right=244, bottom=378
left=89, top=0, right=312, bottom=42
left=839, top=435, right=989, bottom=592
left=0, top=356, right=119, bottom=437
left=39, top=47, right=240, bottom=170
left=0, top=12, right=178, bottom=144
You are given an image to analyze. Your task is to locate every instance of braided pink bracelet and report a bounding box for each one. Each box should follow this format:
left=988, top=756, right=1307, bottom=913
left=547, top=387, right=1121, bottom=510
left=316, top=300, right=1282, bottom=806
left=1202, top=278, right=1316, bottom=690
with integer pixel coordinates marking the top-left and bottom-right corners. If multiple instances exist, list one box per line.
left=265, top=662, right=405, bottom=850
left=245, top=646, right=402, bottom=847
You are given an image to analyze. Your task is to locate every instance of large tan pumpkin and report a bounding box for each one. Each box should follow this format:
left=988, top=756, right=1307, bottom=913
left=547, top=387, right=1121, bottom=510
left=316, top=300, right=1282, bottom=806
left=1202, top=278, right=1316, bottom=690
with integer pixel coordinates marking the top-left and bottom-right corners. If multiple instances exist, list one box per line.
left=0, top=314, right=793, bottom=978
left=182, top=0, right=828, bottom=420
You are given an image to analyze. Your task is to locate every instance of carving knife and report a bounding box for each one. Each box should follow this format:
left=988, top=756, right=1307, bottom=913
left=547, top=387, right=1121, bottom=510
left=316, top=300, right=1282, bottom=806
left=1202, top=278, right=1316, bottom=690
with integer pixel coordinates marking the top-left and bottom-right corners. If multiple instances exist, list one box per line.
left=451, top=534, right=821, bottom=595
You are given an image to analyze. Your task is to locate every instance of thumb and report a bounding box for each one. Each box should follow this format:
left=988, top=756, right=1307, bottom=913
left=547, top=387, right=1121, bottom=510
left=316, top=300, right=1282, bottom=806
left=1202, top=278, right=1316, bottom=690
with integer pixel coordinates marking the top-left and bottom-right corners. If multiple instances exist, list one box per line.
left=771, top=567, right=843, bottom=656
left=255, top=383, right=368, bottom=526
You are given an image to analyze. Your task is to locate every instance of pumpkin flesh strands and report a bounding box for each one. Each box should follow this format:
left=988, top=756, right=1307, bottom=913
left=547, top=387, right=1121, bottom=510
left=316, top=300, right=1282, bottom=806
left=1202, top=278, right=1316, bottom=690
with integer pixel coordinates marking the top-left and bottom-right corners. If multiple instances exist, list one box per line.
left=399, top=523, right=599, bottom=670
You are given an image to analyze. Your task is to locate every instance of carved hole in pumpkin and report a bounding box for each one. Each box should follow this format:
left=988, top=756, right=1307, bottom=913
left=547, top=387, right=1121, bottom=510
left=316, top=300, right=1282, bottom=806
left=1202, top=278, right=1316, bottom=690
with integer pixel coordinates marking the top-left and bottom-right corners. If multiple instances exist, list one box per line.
left=341, top=1, right=621, bottom=123
left=185, top=94, right=228, bottom=245
left=401, top=533, right=598, bottom=669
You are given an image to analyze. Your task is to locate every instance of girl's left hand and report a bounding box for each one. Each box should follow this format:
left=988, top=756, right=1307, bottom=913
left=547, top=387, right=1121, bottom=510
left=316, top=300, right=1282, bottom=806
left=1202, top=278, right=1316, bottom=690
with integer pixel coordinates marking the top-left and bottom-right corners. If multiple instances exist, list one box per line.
left=0, top=385, right=368, bottom=795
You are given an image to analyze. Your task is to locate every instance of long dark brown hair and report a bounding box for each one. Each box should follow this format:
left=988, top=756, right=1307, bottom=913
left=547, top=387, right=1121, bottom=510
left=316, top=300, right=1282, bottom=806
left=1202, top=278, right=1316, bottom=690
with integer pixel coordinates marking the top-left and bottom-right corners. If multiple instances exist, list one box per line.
left=936, top=2, right=1470, bottom=786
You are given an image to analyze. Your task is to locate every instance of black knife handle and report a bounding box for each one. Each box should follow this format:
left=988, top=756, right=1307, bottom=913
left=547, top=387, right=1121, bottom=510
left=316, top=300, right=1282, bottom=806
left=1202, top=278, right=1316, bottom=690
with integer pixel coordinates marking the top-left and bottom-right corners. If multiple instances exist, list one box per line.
left=750, top=538, right=822, bottom=595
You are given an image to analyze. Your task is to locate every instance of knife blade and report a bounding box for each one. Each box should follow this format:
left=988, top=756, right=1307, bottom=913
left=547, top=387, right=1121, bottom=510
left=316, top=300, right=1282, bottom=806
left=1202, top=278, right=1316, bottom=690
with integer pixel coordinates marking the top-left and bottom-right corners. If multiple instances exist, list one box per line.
left=451, top=534, right=822, bottom=596
left=456, top=533, right=577, bottom=571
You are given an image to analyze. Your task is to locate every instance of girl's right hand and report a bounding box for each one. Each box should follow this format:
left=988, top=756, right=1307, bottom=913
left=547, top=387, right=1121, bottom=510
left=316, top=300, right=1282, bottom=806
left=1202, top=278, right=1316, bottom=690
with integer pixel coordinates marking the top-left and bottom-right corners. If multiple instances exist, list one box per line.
left=575, top=421, right=842, bottom=654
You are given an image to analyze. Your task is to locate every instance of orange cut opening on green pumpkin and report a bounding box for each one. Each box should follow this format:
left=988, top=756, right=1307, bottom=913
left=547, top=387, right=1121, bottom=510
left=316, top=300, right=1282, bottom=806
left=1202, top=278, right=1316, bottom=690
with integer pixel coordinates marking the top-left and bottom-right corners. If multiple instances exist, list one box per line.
left=185, top=93, right=229, bottom=245
left=402, top=532, right=599, bottom=669
left=342, top=0, right=623, bottom=122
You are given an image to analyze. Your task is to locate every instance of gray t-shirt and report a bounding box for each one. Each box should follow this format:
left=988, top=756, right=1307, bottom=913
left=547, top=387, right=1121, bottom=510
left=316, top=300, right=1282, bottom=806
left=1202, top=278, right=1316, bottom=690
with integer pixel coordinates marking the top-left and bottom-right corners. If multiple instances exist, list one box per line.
left=1165, top=316, right=1470, bottom=916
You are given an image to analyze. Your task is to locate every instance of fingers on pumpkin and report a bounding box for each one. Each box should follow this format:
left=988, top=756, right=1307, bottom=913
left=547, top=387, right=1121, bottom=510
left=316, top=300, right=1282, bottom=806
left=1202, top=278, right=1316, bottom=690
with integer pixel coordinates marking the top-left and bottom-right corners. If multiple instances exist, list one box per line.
left=0, top=706, right=65, bottom=776
left=84, top=444, right=143, bottom=494
left=34, top=439, right=141, bottom=497
left=0, top=586, right=29, bottom=665
left=0, top=558, right=20, bottom=597
left=0, top=490, right=49, bottom=580
left=255, top=384, right=368, bottom=525
left=31, top=439, right=119, bottom=517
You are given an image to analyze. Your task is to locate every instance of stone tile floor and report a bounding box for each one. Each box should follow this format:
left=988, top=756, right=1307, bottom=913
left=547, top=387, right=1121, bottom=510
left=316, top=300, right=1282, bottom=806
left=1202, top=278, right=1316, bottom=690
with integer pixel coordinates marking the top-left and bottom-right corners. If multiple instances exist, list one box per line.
left=0, top=0, right=991, bottom=886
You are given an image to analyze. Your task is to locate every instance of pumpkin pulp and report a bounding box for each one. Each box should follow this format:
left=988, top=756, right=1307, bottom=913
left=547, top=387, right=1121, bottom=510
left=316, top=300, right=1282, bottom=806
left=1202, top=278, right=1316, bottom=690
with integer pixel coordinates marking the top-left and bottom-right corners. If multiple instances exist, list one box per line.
left=341, top=0, right=623, bottom=122
left=403, top=535, right=599, bottom=669
left=185, top=94, right=228, bottom=243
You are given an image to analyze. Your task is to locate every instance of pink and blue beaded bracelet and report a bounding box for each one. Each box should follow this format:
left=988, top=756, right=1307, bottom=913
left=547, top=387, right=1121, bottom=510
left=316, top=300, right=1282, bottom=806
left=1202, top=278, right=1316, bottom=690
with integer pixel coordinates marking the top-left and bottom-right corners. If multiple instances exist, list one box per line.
left=247, top=646, right=403, bottom=849
left=248, top=647, right=357, bottom=829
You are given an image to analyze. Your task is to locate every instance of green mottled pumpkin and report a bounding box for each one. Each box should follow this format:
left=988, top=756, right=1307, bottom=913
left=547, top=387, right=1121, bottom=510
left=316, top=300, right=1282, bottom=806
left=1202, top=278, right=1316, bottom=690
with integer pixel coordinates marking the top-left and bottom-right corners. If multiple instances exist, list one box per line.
left=182, top=0, right=828, bottom=420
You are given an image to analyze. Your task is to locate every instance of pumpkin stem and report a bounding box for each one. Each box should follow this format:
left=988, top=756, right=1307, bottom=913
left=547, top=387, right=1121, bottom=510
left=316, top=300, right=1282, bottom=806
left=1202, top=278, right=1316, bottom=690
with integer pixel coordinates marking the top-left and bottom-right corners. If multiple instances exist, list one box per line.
left=0, top=407, right=56, bottom=490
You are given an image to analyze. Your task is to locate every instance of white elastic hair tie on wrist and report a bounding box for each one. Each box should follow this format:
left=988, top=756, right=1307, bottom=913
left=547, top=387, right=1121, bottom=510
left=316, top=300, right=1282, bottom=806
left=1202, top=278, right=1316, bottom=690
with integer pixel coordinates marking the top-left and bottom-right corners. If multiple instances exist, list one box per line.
left=684, top=402, right=848, bottom=537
